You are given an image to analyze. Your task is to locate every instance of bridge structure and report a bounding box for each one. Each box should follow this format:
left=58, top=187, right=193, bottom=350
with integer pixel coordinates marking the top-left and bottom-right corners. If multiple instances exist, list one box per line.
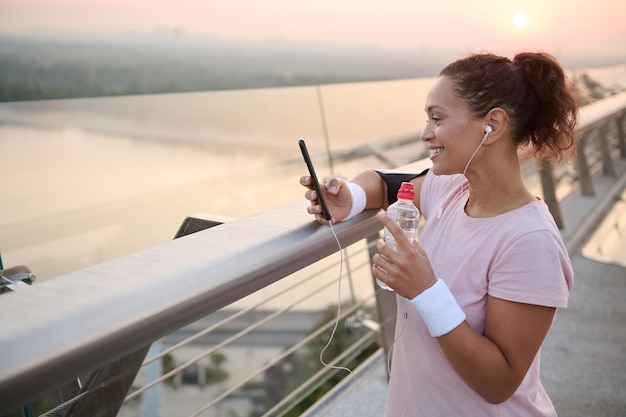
left=1, top=91, right=625, bottom=417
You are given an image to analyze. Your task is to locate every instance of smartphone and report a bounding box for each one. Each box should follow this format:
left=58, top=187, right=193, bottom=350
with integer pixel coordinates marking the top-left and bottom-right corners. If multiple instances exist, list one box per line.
left=299, top=139, right=332, bottom=221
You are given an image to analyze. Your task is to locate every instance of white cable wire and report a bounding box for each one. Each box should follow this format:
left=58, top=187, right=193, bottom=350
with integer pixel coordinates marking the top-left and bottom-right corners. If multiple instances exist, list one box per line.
left=387, top=131, right=488, bottom=414
left=319, top=221, right=358, bottom=417
left=386, top=299, right=409, bottom=375
left=462, top=131, right=489, bottom=177
left=383, top=298, right=409, bottom=417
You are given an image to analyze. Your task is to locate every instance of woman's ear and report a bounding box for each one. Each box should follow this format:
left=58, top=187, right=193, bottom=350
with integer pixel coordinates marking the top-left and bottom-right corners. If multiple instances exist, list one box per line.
left=484, top=108, right=508, bottom=139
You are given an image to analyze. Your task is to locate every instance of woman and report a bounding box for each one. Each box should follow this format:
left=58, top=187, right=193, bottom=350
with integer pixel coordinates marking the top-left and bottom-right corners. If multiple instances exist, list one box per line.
left=300, top=52, right=577, bottom=416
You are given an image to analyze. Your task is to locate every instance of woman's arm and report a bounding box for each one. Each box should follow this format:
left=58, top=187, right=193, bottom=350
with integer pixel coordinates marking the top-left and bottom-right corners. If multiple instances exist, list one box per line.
left=438, top=297, right=555, bottom=403
left=350, top=170, right=388, bottom=210
left=352, top=170, right=427, bottom=212
left=301, top=169, right=426, bottom=223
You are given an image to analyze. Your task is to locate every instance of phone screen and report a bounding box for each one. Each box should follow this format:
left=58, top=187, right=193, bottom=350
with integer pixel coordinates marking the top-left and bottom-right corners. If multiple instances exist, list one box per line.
left=299, top=139, right=332, bottom=221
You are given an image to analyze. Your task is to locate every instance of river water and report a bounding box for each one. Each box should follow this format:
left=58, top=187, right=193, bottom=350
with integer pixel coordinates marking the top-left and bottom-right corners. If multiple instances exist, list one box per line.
left=0, top=78, right=435, bottom=281
left=1, top=65, right=625, bottom=282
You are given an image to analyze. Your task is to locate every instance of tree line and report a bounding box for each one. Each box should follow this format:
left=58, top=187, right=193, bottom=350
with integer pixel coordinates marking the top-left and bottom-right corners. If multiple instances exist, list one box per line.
left=0, top=35, right=435, bottom=102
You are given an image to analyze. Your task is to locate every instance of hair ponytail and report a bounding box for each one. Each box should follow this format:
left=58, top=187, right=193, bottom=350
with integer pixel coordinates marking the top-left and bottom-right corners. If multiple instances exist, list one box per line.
left=512, top=52, right=578, bottom=163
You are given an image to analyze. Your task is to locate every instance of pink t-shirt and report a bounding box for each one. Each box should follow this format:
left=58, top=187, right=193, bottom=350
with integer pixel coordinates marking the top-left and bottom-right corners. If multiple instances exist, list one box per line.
left=385, top=171, right=573, bottom=417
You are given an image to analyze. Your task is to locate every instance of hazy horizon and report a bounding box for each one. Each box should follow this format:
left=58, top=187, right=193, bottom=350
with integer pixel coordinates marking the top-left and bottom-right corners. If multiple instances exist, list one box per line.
left=2, top=29, right=624, bottom=104
left=1, top=25, right=625, bottom=70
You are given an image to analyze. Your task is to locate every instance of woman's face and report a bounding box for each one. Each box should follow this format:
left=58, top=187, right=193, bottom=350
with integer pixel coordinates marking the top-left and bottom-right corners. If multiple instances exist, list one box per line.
left=421, top=76, right=485, bottom=176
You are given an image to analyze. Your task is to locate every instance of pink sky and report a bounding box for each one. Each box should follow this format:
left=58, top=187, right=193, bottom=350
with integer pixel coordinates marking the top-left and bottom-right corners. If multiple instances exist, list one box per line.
left=1, top=0, right=625, bottom=59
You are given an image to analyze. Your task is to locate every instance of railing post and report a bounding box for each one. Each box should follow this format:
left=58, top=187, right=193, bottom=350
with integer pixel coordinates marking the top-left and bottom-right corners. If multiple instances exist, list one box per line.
left=576, top=134, right=595, bottom=196
left=539, top=158, right=565, bottom=229
left=615, top=111, right=626, bottom=159
left=598, top=123, right=617, bottom=176
left=366, top=233, right=396, bottom=379
left=64, top=345, right=151, bottom=417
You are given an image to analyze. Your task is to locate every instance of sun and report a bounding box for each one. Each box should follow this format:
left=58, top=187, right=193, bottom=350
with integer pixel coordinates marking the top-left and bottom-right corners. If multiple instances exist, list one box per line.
left=513, top=12, right=529, bottom=28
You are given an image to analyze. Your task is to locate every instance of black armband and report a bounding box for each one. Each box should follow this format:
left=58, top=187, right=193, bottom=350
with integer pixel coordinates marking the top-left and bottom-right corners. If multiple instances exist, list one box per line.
left=375, top=168, right=429, bottom=204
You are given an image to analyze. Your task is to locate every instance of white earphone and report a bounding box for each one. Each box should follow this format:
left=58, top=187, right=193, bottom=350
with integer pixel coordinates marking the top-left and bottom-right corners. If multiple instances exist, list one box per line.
left=483, top=125, right=493, bottom=141
left=464, top=125, right=492, bottom=176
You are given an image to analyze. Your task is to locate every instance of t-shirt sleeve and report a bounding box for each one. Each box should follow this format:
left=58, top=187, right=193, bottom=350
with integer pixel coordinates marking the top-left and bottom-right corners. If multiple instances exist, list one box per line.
left=488, top=229, right=573, bottom=308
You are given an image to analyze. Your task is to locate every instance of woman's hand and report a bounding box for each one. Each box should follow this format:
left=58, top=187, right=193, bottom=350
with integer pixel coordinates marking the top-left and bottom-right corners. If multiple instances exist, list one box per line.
left=299, top=176, right=352, bottom=224
left=372, top=210, right=437, bottom=299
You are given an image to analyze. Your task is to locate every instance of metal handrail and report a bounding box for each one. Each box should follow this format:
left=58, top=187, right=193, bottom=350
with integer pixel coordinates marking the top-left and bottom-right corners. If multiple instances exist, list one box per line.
left=0, top=201, right=382, bottom=412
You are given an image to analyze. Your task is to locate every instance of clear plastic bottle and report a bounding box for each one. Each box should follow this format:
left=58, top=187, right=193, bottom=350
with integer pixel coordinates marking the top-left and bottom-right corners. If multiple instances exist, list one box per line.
left=379, top=181, right=420, bottom=291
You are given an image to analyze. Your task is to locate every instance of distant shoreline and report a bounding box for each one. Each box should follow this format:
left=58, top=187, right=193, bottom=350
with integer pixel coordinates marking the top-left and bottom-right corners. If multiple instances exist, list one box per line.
left=3, top=33, right=625, bottom=103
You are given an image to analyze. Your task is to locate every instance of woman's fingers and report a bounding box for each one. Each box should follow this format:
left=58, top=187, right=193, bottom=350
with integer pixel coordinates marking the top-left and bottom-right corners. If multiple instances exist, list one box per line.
left=376, top=211, right=413, bottom=250
left=300, top=175, right=314, bottom=188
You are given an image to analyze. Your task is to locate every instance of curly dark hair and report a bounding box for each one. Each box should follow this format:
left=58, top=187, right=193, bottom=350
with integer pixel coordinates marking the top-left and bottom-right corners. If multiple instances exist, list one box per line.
left=440, top=52, right=579, bottom=164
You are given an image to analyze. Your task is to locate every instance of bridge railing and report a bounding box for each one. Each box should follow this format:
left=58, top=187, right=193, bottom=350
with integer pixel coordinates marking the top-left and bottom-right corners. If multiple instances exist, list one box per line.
left=0, top=194, right=393, bottom=416
left=1, top=91, right=625, bottom=417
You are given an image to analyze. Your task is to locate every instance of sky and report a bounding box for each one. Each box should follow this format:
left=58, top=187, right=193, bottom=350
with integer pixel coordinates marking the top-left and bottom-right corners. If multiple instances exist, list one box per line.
left=1, top=0, right=625, bottom=62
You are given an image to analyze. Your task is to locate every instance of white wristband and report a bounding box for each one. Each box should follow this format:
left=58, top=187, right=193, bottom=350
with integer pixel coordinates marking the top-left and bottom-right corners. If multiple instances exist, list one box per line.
left=342, top=182, right=367, bottom=221
left=409, top=279, right=466, bottom=337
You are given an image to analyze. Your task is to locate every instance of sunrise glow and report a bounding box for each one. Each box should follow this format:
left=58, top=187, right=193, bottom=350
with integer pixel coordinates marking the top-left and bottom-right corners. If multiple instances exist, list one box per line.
left=0, top=1, right=624, bottom=59
left=513, top=12, right=530, bottom=28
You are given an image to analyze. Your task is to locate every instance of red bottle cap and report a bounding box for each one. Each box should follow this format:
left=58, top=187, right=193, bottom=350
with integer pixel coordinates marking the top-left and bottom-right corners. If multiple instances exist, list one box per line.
left=397, top=182, right=414, bottom=200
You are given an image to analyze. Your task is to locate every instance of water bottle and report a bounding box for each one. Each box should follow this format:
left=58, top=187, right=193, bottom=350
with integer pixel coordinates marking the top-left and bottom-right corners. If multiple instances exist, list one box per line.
left=379, top=182, right=420, bottom=291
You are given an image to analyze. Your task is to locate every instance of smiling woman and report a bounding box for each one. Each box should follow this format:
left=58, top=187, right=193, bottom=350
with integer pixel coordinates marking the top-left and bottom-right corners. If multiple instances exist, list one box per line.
left=301, top=51, right=580, bottom=416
